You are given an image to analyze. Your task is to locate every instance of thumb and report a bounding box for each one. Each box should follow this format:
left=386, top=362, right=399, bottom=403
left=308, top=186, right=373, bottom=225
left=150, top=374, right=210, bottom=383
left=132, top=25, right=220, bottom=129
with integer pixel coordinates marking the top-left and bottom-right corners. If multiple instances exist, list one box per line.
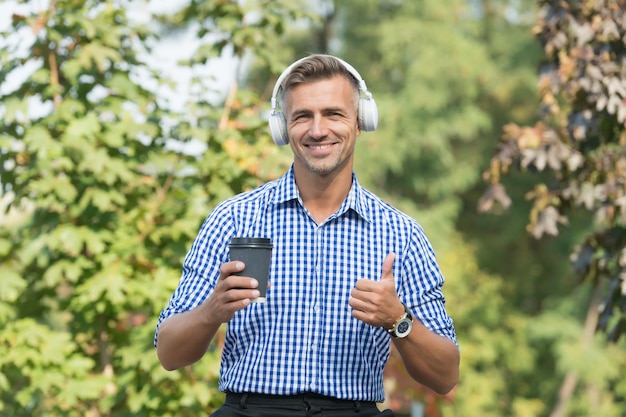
left=381, top=253, right=396, bottom=282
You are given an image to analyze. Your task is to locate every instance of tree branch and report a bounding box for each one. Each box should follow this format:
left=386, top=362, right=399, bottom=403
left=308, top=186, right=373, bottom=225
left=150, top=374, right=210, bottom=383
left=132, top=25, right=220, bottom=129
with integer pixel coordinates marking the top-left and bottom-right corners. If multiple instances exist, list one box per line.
left=46, top=0, right=61, bottom=108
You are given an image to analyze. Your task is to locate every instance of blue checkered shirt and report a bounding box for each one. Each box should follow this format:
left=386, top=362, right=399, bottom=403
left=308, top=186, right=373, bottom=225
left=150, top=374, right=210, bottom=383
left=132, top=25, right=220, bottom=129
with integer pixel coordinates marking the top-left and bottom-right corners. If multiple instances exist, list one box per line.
left=155, top=165, right=456, bottom=402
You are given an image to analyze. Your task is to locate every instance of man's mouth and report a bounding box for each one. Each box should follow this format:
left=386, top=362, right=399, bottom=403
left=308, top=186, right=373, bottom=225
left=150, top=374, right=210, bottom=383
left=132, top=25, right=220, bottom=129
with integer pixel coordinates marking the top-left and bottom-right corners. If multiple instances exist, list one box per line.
left=307, top=144, right=333, bottom=150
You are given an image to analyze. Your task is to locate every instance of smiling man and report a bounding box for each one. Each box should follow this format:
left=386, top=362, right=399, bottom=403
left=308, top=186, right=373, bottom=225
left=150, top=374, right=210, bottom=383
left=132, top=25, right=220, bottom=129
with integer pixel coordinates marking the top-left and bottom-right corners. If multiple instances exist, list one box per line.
left=155, top=54, right=459, bottom=417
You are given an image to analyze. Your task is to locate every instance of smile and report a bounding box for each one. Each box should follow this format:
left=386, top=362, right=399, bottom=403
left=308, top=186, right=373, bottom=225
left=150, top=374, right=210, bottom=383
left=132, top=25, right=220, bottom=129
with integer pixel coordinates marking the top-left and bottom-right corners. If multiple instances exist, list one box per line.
left=307, top=144, right=334, bottom=150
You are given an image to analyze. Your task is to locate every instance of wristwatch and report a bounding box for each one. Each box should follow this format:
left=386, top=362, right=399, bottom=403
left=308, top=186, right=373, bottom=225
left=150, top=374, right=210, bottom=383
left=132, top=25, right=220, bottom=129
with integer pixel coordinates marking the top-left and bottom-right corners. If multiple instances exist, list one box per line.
left=388, top=303, right=413, bottom=339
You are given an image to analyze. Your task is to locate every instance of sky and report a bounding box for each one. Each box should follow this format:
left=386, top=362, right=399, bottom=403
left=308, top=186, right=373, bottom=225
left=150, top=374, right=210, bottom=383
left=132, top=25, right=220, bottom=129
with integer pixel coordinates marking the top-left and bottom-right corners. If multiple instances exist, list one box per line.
left=0, top=0, right=237, bottom=108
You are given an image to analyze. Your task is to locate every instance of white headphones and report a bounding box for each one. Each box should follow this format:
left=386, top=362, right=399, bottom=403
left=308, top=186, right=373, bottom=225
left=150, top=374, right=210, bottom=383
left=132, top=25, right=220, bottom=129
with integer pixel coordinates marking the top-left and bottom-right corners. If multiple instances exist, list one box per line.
left=268, top=54, right=378, bottom=146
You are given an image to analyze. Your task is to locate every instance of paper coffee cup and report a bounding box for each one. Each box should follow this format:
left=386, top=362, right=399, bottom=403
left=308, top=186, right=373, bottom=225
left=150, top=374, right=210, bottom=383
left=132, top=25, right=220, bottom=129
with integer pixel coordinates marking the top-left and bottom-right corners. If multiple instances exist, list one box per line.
left=229, top=237, right=273, bottom=303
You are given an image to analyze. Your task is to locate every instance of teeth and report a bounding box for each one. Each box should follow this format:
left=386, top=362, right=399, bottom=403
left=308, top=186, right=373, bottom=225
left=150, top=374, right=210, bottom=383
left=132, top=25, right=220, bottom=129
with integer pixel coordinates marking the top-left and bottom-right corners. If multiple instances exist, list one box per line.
left=310, top=144, right=331, bottom=150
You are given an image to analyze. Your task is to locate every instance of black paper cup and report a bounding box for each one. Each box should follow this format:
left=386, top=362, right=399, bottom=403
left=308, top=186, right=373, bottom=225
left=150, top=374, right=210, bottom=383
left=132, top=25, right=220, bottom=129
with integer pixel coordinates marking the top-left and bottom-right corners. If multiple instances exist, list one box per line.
left=229, top=237, right=273, bottom=303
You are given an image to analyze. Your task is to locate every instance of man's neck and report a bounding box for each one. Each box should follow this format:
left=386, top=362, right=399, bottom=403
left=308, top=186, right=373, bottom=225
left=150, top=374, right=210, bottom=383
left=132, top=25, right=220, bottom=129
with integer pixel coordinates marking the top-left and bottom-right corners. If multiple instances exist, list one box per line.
left=293, top=165, right=353, bottom=224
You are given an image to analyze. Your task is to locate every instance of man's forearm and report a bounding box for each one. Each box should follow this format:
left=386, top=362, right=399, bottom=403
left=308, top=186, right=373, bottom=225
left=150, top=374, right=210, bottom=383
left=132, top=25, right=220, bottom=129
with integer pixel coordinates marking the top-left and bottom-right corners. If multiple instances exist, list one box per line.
left=156, top=307, right=221, bottom=371
left=393, top=321, right=460, bottom=395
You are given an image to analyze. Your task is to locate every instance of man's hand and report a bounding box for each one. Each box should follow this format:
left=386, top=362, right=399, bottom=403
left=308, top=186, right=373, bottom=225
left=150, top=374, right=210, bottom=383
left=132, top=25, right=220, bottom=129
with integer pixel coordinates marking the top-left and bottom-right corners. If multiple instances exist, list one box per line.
left=199, top=261, right=262, bottom=324
left=157, top=260, right=264, bottom=371
left=349, top=253, right=404, bottom=329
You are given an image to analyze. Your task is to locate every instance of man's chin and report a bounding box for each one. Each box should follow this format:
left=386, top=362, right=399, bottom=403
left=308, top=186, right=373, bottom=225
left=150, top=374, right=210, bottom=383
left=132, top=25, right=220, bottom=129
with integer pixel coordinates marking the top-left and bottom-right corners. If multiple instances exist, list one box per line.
left=306, top=160, right=337, bottom=175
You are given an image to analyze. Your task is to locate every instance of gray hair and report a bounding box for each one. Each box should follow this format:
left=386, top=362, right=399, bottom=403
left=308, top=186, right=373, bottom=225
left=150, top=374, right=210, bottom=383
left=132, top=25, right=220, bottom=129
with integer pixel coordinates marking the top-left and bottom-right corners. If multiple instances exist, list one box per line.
left=279, top=54, right=360, bottom=109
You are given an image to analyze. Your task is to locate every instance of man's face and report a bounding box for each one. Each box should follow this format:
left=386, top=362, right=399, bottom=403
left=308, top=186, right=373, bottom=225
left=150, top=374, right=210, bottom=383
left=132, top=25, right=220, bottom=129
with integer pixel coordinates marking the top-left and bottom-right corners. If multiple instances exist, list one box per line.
left=283, top=75, right=360, bottom=176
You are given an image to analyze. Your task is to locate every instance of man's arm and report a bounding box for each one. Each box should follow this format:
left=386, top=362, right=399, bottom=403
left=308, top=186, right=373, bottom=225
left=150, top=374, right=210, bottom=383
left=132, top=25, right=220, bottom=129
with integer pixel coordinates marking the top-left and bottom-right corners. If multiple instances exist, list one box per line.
left=391, top=316, right=459, bottom=394
left=156, top=260, right=261, bottom=370
left=349, top=253, right=459, bottom=395
left=156, top=305, right=222, bottom=371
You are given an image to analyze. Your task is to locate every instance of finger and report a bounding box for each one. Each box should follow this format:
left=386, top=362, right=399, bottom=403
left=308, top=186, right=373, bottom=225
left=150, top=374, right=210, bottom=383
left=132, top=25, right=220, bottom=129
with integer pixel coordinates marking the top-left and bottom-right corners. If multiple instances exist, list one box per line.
left=205, top=289, right=254, bottom=324
left=353, top=278, right=377, bottom=291
left=380, top=253, right=396, bottom=282
left=348, top=295, right=371, bottom=312
left=222, top=276, right=259, bottom=291
left=219, top=261, right=260, bottom=290
left=222, top=287, right=261, bottom=303
left=220, top=261, right=246, bottom=280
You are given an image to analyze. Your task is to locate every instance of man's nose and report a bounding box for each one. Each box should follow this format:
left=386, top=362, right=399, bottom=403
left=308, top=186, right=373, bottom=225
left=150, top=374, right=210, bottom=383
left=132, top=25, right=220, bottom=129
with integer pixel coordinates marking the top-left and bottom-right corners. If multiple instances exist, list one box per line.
left=309, top=116, right=329, bottom=138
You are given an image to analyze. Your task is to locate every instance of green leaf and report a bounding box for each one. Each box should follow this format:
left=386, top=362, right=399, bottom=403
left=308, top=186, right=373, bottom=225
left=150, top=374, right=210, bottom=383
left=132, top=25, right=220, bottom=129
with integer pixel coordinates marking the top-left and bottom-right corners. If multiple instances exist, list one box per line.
left=65, top=112, right=101, bottom=142
left=3, top=96, right=29, bottom=123
left=0, top=265, right=26, bottom=303
left=73, top=264, right=127, bottom=309
left=0, top=372, right=9, bottom=391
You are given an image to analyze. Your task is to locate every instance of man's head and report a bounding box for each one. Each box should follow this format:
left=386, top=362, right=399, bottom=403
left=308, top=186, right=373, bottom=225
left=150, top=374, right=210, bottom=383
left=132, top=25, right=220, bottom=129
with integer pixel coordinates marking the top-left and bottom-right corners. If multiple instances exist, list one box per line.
left=268, top=54, right=378, bottom=146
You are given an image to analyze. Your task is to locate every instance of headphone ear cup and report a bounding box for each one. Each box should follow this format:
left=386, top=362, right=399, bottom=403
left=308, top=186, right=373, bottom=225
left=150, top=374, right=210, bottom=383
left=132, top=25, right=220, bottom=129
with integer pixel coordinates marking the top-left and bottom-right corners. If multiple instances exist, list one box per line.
left=269, top=112, right=289, bottom=146
left=358, top=97, right=378, bottom=131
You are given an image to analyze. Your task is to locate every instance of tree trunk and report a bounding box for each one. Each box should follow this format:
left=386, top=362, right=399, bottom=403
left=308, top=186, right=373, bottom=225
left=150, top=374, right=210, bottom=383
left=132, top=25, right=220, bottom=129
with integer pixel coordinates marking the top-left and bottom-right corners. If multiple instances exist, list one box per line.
left=549, top=284, right=602, bottom=417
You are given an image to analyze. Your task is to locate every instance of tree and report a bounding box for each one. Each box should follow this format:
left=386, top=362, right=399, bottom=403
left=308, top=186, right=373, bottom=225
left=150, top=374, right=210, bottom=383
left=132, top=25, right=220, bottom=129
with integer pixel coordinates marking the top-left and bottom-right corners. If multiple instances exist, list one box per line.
left=480, top=0, right=626, bottom=415
left=0, top=0, right=306, bottom=415
left=481, top=0, right=626, bottom=346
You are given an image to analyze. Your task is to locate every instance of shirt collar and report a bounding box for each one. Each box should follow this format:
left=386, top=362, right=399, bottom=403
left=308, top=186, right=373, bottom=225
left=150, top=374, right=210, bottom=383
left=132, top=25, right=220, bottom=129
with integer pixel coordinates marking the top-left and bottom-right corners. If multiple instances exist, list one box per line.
left=273, top=164, right=372, bottom=223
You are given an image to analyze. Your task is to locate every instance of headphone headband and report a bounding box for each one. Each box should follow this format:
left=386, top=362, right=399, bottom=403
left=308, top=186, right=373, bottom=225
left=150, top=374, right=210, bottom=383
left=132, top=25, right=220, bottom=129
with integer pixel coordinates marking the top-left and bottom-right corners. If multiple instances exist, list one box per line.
left=270, top=55, right=372, bottom=111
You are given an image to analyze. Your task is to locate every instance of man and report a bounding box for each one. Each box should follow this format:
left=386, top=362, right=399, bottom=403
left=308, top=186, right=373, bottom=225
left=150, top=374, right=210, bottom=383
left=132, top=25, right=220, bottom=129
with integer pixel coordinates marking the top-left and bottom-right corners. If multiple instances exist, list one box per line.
left=155, top=54, right=459, bottom=417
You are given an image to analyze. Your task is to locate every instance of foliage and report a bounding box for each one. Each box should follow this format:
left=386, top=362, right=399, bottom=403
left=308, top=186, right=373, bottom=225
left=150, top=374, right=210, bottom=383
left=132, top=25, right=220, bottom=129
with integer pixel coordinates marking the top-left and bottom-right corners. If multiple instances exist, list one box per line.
left=480, top=0, right=626, bottom=342
left=0, top=0, right=299, bottom=415
left=2, top=0, right=625, bottom=416
left=478, top=0, right=626, bottom=415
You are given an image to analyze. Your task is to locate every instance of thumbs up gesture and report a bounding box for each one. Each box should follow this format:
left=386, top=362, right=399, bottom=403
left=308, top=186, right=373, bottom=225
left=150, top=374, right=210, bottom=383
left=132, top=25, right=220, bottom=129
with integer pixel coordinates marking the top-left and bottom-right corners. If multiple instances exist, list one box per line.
left=349, top=253, right=405, bottom=329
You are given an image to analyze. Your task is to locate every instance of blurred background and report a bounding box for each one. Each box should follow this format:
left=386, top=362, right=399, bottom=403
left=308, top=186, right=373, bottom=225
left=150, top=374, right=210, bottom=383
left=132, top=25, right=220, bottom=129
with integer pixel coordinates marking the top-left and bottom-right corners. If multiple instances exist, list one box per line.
left=1, top=0, right=625, bottom=416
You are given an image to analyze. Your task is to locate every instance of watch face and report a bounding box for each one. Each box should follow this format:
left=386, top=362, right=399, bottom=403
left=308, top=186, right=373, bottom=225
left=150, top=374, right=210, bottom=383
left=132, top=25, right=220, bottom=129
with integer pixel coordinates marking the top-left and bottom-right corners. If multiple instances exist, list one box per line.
left=397, top=321, right=410, bottom=334
left=394, top=317, right=412, bottom=338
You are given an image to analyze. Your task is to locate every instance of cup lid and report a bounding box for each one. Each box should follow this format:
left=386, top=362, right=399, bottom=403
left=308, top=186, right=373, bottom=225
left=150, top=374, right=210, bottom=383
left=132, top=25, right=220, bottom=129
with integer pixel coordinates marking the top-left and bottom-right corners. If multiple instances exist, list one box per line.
left=229, top=237, right=272, bottom=246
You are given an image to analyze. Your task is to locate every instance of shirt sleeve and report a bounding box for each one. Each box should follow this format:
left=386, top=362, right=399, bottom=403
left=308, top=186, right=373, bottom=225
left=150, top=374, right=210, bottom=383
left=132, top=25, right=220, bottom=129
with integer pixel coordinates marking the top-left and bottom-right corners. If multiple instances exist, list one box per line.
left=400, top=224, right=458, bottom=346
left=154, top=203, right=236, bottom=346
